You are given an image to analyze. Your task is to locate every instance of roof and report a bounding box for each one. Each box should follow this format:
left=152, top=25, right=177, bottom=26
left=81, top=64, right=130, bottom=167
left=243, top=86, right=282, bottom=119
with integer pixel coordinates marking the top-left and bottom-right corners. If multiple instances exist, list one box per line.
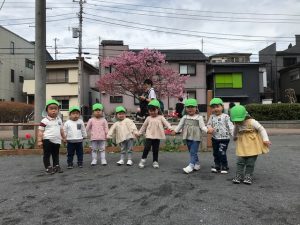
left=277, top=45, right=300, bottom=55
left=131, top=49, right=207, bottom=61
left=209, top=53, right=252, bottom=58
left=101, top=40, right=124, bottom=46
left=207, top=62, right=262, bottom=66
left=46, top=59, right=98, bottom=73
left=278, top=62, right=300, bottom=73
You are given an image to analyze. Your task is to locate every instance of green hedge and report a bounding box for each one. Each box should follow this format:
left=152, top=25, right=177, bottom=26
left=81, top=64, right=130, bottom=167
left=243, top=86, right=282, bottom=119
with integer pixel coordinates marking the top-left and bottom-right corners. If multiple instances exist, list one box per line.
left=0, top=102, right=34, bottom=123
left=245, top=103, right=300, bottom=121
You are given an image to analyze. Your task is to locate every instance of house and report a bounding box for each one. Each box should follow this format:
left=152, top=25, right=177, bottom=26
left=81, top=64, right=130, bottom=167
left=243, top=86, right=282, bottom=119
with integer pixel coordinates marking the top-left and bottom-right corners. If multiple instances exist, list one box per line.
left=0, top=26, right=52, bottom=102
left=210, top=53, right=251, bottom=63
left=98, top=40, right=208, bottom=114
left=259, top=35, right=300, bottom=102
left=23, top=59, right=99, bottom=120
left=207, top=61, right=266, bottom=106
left=279, top=63, right=300, bottom=102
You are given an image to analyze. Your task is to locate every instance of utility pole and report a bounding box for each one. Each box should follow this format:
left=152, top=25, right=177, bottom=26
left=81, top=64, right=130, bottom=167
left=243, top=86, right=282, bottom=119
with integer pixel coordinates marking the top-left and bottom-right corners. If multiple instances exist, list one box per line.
left=34, top=0, right=46, bottom=123
left=53, top=38, right=59, bottom=60
left=201, top=38, right=204, bottom=53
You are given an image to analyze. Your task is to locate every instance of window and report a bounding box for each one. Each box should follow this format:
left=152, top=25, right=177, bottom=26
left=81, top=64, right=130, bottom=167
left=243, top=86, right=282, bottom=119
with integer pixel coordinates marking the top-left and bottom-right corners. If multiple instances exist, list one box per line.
left=283, top=57, right=297, bottom=67
left=46, top=70, right=69, bottom=83
left=110, top=96, right=123, bottom=103
left=19, top=76, right=24, bottom=83
left=186, top=90, right=196, bottom=99
left=11, top=98, right=14, bottom=102
left=290, top=73, right=300, bottom=81
left=179, top=64, right=196, bottom=76
left=25, top=59, right=34, bottom=69
left=53, top=96, right=69, bottom=110
left=215, top=73, right=243, bottom=88
left=104, top=66, right=114, bottom=73
left=11, top=69, right=15, bottom=83
left=10, top=41, right=14, bottom=54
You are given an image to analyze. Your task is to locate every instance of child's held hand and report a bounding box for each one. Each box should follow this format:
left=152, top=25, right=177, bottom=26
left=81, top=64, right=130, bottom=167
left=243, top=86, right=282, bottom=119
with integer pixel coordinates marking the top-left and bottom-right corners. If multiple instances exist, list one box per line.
left=207, top=127, right=214, bottom=134
left=37, top=141, right=43, bottom=148
left=263, top=141, right=272, bottom=147
left=171, top=131, right=176, bottom=136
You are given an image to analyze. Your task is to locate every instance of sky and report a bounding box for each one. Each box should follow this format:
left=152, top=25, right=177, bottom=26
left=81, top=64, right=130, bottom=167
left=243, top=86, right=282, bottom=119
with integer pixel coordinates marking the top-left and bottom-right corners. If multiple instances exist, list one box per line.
left=1, top=0, right=300, bottom=66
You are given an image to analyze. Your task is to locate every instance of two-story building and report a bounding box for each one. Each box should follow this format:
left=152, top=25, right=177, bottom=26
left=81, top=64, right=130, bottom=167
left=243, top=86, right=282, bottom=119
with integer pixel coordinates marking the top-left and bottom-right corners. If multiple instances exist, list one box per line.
left=98, top=40, right=208, bottom=114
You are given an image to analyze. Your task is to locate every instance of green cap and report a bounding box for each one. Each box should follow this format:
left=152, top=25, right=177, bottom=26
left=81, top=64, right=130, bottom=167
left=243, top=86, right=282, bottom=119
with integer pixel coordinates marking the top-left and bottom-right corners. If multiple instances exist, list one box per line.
left=46, top=99, right=60, bottom=107
left=184, top=98, right=198, bottom=107
left=148, top=99, right=160, bottom=108
left=69, top=106, right=80, bottom=113
left=230, top=105, right=248, bottom=122
left=92, top=103, right=103, bottom=111
left=115, top=106, right=126, bottom=113
left=210, top=98, right=224, bottom=106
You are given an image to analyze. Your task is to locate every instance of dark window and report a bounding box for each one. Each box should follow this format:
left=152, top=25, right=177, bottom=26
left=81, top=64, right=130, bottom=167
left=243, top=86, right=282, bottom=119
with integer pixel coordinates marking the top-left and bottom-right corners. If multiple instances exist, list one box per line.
left=53, top=97, right=70, bottom=110
left=283, top=57, right=297, bottom=67
left=11, top=69, right=15, bottom=83
left=10, top=41, right=14, bottom=54
left=186, top=90, right=196, bottom=99
left=25, top=59, right=34, bottom=69
left=46, top=69, right=69, bottom=83
left=110, top=96, right=123, bottom=103
left=19, top=76, right=24, bottom=83
left=179, top=64, right=196, bottom=76
left=11, top=98, right=15, bottom=102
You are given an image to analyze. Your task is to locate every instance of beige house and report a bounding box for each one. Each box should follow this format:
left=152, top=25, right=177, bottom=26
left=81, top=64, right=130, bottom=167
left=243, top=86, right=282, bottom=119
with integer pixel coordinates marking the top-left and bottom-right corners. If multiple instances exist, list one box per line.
left=23, top=59, right=100, bottom=120
left=99, top=40, right=208, bottom=114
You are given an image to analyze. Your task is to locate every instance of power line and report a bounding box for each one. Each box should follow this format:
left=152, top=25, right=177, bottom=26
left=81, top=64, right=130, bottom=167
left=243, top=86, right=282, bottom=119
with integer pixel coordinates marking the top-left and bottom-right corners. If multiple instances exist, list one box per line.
left=0, top=13, right=74, bottom=22
left=1, top=17, right=76, bottom=26
left=0, top=0, right=6, bottom=10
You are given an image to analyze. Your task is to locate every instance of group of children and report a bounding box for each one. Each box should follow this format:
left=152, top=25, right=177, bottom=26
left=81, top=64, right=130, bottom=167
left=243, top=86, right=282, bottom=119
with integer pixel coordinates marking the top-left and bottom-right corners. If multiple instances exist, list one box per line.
left=38, top=97, right=271, bottom=185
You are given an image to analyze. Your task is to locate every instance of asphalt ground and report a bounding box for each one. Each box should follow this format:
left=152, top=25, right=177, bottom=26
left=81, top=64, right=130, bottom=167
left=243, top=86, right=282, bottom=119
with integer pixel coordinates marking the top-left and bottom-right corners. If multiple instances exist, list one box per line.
left=0, top=135, right=299, bottom=225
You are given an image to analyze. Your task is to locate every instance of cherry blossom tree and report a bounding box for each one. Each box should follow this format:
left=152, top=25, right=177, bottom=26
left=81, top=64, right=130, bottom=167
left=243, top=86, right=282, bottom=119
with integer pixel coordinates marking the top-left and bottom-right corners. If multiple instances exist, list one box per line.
left=98, top=49, right=188, bottom=99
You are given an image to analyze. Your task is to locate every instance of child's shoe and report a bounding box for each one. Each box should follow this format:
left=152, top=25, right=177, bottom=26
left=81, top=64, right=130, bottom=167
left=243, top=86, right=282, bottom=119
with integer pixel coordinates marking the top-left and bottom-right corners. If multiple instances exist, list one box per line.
left=67, top=164, right=74, bottom=169
left=117, top=159, right=125, bottom=165
left=54, top=165, right=63, bottom=173
left=211, top=166, right=220, bottom=173
left=45, top=166, right=54, bottom=175
left=194, top=164, right=201, bottom=171
left=78, top=163, right=83, bottom=168
left=183, top=165, right=194, bottom=174
left=220, top=166, right=229, bottom=174
left=91, top=159, right=97, bottom=166
left=101, top=159, right=107, bottom=166
left=232, top=174, right=243, bottom=184
left=127, top=159, right=133, bottom=166
left=138, top=159, right=146, bottom=168
left=243, top=174, right=253, bottom=185
left=152, top=161, right=159, bottom=169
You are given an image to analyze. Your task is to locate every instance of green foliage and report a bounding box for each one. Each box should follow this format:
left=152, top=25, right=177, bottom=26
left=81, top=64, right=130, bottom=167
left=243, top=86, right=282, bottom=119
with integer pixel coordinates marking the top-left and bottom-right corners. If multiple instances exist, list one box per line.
left=107, top=139, right=117, bottom=147
left=160, top=137, right=184, bottom=152
left=245, top=103, right=300, bottom=121
left=0, top=140, right=5, bottom=150
left=133, top=137, right=145, bottom=146
left=9, top=137, right=24, bottom=149
left=26, top=137, right=36, bottom=149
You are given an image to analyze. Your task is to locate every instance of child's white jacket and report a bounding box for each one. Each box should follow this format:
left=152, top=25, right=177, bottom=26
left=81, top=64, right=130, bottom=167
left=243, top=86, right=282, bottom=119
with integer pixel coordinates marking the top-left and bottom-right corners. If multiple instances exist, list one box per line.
left=63, top=119, right=87, bottom=142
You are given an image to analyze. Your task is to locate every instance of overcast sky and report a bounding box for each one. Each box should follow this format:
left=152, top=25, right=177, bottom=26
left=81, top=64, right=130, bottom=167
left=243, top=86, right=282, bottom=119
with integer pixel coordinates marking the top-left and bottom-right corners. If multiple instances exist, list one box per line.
left=1, top=0, right=300, bottom=66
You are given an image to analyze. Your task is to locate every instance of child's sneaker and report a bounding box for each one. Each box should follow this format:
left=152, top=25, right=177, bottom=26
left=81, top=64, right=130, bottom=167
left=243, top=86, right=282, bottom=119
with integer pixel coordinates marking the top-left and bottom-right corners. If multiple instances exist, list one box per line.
left=211, top=166, right=220, bottom=173
left=45, top=166, right=54, bottom=175
left=67, top=164, right=74, bottom=169
left=232, top=174, right=243, bottom=184
left=183, top=165, right=194, bottom=174
left=138, top=159, right=146, bottom=168
left=101, top=159, right=107, bottom=166
left=117, top=159, right=125, bottom=165
left=54, top=165, right=63, bottom=173
left=220, top=166, right=229, bottom=174
left=78, top=163, right=83, bottom=168
left=152, top=161, right=159, bottom=169
left=194, top=164, right=201, bottom=171
left=243, top=175, right=253, bottom=185
left=126, top=159, right=133, bottom=166
left=91, top=159, right=97, bottom=166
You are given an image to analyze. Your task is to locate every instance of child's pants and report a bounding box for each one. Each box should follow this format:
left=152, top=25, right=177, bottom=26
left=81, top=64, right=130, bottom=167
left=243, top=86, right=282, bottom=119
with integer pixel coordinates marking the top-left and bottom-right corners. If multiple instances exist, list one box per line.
left=236, top=155, right=258, bottom=176
left=212, top=138, right=230, bottom=168
left=142, top=139, right=160, bottom=162
left=186, top=140, right=200, bottom=166
left=91, top=140, right=106, bottom=162
left=119, top=139, right=134, bottom=160
left=67, top=142, right=83, bottom=166
left=43, top=139, right=60, bottom=169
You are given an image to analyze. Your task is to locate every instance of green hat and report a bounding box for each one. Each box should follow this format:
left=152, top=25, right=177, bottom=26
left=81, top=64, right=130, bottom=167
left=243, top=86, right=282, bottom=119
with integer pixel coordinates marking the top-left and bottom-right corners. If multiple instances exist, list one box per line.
left=69, top=106, right=80, bottom=113
left=92, top=103, right=103, bottom=111
left=148, top=99, right=160, bottom=108
left=46, top=99, right=60, bottom=107
left=184, top=98, right=198, bottom=107
left=230, top=105, right=248, bottom=122
left=210, top=98, right=223, bottom=106
left=115, top=106, right=126, bottom=113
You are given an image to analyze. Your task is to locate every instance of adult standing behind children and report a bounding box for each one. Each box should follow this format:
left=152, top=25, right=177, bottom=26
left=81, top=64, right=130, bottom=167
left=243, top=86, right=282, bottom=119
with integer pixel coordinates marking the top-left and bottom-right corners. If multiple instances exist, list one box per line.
left=175, top=97, right=184, bottom=118
left=139, top=79, right=156, bottom=119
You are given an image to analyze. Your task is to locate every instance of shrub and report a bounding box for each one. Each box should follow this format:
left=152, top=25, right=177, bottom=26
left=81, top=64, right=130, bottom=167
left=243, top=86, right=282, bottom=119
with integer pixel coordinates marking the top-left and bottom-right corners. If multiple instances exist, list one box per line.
left=245, top=103, right=300, bottom=121
left=0, top=102, right=34, bottom=123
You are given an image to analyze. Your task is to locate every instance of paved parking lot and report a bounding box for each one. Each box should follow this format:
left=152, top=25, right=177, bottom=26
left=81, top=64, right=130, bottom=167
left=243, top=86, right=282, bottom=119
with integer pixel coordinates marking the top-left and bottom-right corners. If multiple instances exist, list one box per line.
left=0, top=135, right=299, bottom=225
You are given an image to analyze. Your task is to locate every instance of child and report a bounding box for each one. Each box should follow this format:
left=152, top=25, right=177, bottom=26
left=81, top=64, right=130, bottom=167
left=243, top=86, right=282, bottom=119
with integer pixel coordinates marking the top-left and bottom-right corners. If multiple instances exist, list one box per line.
left=230, top=105, right=271, bottom=185
left=207, top=98, right=234, bottom=174
left=138, top=99, right=173, bottom=169
left=107, top=106, right=138, bottom=166
left=86, top=103, right=109, bottom=166
left=173, top=98, right=212, bottom=174
left=63, top=106, right=87, bottom=169
left=37, top=100, right=66, bottom=174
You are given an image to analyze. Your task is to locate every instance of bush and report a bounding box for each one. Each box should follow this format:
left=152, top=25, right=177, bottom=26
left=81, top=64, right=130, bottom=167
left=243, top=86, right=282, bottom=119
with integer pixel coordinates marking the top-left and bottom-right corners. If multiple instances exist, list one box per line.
left=245, top=103, right=300, bottom=121
left=0, top=102, right=34, bottom=123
